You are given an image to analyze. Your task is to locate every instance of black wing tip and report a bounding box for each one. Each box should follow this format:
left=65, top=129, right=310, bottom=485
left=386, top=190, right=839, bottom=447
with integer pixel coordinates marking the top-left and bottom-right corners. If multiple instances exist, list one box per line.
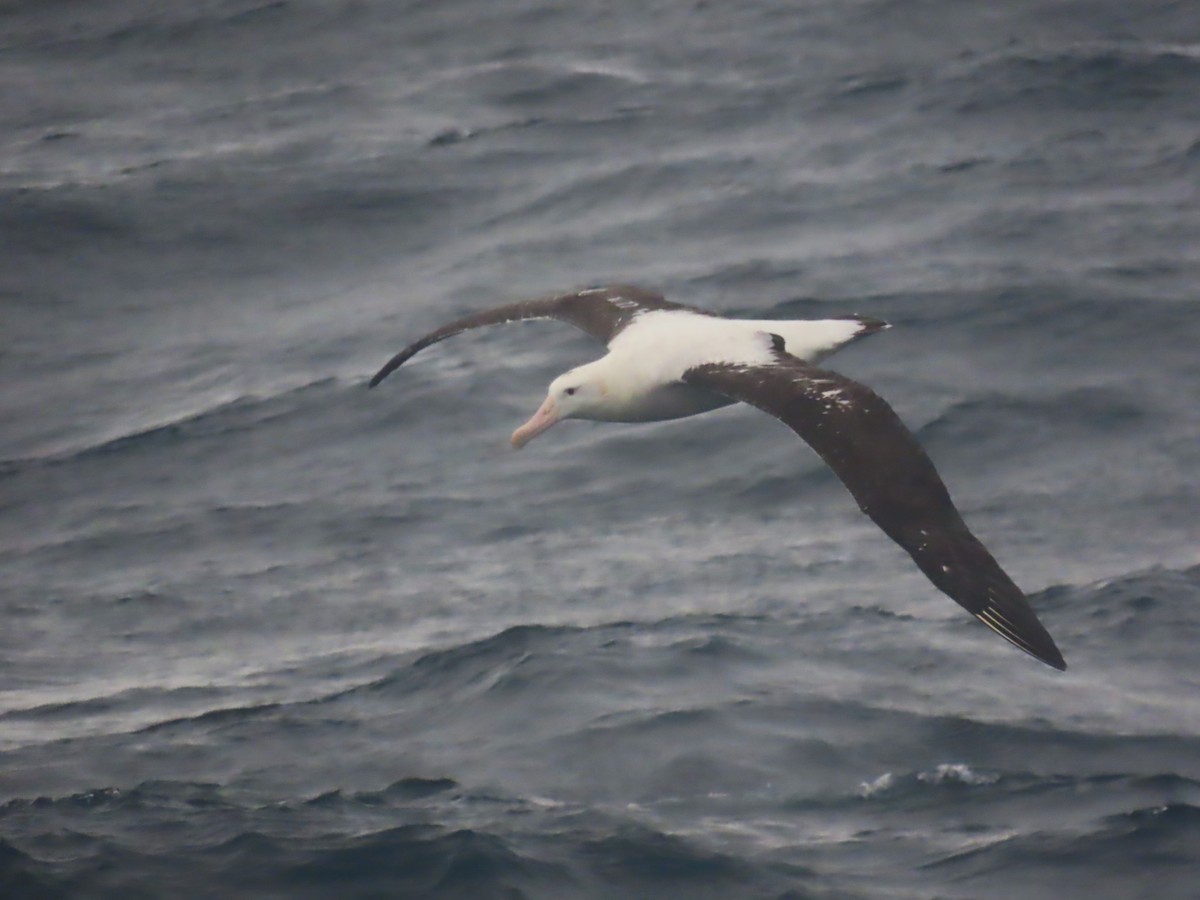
left=367, top=349, right=413, bottom=388
left=1029, top=640, right=1068, bottom=671
left=829, top=313, right=890, bottom=339
left=974, top=607, right=1067, bottom=672
left=1038, top=639, right=1068, bottom=672
left=845, top=314, right=891, bottom=334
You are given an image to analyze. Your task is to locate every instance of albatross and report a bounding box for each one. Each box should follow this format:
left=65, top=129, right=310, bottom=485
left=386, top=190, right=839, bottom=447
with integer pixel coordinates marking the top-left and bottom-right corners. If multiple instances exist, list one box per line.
left=369, top=285, right=1066, bottom=671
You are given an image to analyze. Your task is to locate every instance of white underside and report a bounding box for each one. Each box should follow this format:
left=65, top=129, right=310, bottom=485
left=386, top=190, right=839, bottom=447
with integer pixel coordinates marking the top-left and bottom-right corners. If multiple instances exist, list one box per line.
left=583, top=381, right=735, bottom=422
left=576, top=311, right=867, bottom=423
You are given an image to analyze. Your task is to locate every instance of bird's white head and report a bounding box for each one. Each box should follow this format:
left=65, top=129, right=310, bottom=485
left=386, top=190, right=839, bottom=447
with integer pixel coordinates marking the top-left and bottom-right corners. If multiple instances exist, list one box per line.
left=510, top=365, right=607, bottom=449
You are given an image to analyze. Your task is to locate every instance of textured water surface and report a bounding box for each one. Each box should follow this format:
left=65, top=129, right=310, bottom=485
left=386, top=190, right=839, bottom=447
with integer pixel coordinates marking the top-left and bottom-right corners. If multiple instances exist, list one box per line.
left=3, top=0, right=1200, bottom=897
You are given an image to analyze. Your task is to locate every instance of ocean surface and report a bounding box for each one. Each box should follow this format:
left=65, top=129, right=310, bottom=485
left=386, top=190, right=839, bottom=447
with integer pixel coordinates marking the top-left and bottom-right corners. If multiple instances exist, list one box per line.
left=3, top=1, right=1200, bottom=897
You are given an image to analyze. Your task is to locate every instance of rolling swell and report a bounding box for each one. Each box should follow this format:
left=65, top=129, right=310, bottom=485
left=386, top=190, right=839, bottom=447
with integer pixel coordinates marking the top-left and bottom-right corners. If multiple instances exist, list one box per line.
left=4, top=759, right=1198, bottom=899
left=0, top=787, right=811, bottom=900
left=947, top=44, right=1200, bottom=114
left=3, top=0, right=1200, bottom=896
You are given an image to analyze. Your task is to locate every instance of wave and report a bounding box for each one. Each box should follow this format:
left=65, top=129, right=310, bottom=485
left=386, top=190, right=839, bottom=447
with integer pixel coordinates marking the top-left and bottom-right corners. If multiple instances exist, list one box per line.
left=24, top=615, right=768, bottom=751
left=0, top=778, right=769, bottom=898
left=922, top=801, right=1200, bottom=895
left=935, top=43, right=1200, bottom=115
left=1037, top=564, right=1200, bottom=664
left=0, top=377, right=344, bottom=474
left=278, top=825, right=572, bottom=898
left=0, top=1, right=291, bottom=56
left=308, top=617, right=759, bottom=717
left=15, top=557, right=1196, bottom=757
left=5, top=762, right=1199, bottom=899
left=915, top=385, right=1148, bottom=453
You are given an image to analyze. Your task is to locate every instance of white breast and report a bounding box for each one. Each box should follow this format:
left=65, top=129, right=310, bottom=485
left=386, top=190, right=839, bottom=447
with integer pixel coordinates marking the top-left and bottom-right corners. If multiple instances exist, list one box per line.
left=584, top=381, right=736, bottom=422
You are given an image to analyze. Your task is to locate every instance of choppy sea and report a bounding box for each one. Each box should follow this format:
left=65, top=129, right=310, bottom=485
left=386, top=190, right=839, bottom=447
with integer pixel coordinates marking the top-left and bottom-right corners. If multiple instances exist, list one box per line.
left=3, top=1, right=1200, bottom=897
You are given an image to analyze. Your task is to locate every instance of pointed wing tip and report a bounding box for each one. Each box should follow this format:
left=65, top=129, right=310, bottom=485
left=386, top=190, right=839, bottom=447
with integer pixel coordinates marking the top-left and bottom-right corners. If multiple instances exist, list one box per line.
left=974, top=607, right=1067, bottom=672
left=833, top=313, right=891, bottom=334
left=1000, top=630, right=1068, bottom=672
left=1042, top=647, right=1068, bottom=672
left=368, top=349, right=416, bottom=388
left=857, top=316, right=891, bottom=334
left=1030, top=643, right=1068, bottom=671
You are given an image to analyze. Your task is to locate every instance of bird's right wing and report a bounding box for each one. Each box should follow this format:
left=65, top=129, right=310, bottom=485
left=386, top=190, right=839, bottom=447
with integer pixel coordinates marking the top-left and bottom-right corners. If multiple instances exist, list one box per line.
left=369, top=285, right=700, bottom=387
left=684, top=354, right=1066, bottom=671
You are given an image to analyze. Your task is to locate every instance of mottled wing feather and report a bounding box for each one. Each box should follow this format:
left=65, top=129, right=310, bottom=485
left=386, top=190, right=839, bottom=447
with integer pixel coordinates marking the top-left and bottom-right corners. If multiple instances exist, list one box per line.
left=684, top=357, right=1066, bottom=671
left=369, top=285, right=698, bottom=387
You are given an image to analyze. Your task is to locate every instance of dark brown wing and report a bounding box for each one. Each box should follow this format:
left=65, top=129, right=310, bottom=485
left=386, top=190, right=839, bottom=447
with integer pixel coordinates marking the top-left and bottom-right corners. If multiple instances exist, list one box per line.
left=684, top=356, right=1066, bottom=671
left=368, top=285, right=699, bottom=388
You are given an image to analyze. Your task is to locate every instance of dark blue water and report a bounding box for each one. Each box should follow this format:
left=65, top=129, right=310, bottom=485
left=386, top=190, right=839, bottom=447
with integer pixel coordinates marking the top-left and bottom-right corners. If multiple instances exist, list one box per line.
left=3, top=1, right=1200, bottom=897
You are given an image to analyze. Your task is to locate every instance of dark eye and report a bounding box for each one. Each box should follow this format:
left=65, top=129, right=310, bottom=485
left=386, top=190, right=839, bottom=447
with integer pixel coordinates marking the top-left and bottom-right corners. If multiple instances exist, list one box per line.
left=565, top=387, right=577, bottom=396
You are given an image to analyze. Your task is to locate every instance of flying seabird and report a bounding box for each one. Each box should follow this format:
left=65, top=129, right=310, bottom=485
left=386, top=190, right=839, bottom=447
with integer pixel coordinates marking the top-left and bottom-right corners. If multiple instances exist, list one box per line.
left=370, top=285, right=1066, bottom=671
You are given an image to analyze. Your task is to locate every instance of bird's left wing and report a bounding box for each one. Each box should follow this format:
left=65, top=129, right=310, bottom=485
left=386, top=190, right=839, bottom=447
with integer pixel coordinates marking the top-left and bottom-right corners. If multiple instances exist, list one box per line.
left=684, top=354, right=1066, bottom=671
left=369, top=285, right=699, bottom=387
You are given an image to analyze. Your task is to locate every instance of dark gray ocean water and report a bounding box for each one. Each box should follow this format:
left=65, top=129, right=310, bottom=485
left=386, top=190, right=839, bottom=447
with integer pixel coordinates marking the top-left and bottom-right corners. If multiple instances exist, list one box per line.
left=3, top=1, right=1200, bottom=897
